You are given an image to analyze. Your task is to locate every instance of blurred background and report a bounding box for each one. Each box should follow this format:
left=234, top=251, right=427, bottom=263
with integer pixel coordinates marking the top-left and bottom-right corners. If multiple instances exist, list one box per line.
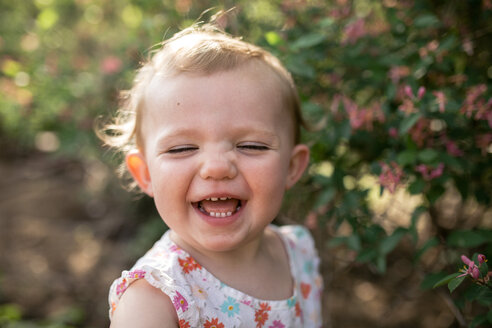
left=1, top=0, right=491, bottom=327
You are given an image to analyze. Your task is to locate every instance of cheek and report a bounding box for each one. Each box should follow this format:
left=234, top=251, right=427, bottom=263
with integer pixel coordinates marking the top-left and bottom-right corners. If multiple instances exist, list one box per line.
left=148, top=161, right=191, bottom=207
left=245, top=157, right=289, bottom=203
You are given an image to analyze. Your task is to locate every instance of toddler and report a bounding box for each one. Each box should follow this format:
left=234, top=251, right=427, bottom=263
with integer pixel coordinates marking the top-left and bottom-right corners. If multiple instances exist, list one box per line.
left=101, top=21, right=323, bottom=328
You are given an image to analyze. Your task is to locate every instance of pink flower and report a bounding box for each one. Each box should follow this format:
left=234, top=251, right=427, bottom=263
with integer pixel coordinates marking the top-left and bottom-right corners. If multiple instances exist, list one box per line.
left=417, top=86, right=426, bottom=100
left=404, top=85, right=414, bottom=99
left=409, top=118, right=432, bottom=148
left=415, top=163, right=444, bottom=181
left=459, top=255, right=480, bottom=280
left=445, top=140, right=464, bottom=157
left=101, top=55, right=122, bottom=74
left=461, top=84, right=487, bottom=118
left=461, top=255, right=474, bottom=267
left=478, top=254, right=487, bottom=265
left=388, top=66, right=410, bottom=84
left=379, top=162, right=403, bottom=193
left=389, top=127, right=398, bottom=138
left=338, top=95, right=385, bottom=130
left=476, top=133, right=492, bottom=155
left=173, top=291, right=189, bottom=312
left=433, top=91, right=447, bottom=113
left=342, top=18, right=366, bottom=45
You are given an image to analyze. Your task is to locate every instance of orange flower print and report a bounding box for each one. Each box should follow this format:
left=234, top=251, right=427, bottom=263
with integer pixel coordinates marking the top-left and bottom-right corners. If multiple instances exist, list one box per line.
left=295, top=302, right=302, bottom=318
left=204, top=317, right=224, bottom=328
left=255, top=303, right=271, bottom=327
left=178, top=256, right=202, bottom=274
left=300, top=282, right=311, bottom=299
left=179, top=319, right=190, bottom=328
left=259, top=302, right=271, bottom=312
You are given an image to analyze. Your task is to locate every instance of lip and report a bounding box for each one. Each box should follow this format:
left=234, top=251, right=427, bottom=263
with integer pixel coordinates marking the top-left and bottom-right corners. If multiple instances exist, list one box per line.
left=191, top=199, right=247, bottom=227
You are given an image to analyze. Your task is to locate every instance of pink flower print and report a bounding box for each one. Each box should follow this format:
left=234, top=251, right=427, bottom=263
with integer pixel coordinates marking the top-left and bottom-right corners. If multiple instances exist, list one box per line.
left=269, top=320, right=285, bottom=328
left=378, top=162, right=403, bottom=193
left=173, top=291, right=188, bottom=312
left=240, top=299, right=252, bottom=306
left=116, top=278, right=128, bottom=296
left=128, top=269, right=146, bottom=279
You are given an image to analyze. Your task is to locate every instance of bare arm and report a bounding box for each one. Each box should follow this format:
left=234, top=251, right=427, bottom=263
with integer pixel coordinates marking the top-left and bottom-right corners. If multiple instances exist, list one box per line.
left=110, top=279, right=178, bottom=328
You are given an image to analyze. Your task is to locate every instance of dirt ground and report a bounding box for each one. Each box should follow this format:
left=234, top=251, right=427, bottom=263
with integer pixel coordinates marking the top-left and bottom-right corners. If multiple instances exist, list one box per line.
left=0, top=153, right=460, bottom=327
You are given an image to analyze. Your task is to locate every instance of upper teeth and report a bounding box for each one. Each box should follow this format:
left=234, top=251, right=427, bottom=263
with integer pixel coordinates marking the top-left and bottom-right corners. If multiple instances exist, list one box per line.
left=206, top=197, right=231, bottom=201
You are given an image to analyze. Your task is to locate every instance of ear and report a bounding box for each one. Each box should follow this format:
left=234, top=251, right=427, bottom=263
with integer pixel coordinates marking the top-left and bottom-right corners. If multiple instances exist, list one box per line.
left=126, top=150, right=154, bottom=197
left=285, top=144, right=310, bottom=190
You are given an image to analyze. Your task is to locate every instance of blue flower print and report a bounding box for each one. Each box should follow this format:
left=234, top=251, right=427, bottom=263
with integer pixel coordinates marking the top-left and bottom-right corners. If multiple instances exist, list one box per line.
left=304, top=260, right=314, bottom=274
left=220, top=296, right=240, bottom=317
left=287, top=297, right=296, bottom=308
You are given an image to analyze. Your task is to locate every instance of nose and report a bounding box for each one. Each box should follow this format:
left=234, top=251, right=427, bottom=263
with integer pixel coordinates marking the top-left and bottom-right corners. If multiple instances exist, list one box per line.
left=199, top=150, right=237, bottom=180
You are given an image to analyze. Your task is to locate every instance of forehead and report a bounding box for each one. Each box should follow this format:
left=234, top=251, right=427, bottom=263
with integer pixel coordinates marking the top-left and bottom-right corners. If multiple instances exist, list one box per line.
left=140, top=64, right=293, bottom=141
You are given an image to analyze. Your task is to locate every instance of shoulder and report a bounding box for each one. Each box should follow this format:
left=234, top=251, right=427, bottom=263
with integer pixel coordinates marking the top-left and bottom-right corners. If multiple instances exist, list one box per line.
left=110, top=279, right=178, bottom=328
left=276, top=224, right=316, bottom=249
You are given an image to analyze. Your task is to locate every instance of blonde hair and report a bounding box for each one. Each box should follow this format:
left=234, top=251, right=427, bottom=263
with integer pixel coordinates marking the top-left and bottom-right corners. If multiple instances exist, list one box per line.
left=97, top=22, right=305, bottom=185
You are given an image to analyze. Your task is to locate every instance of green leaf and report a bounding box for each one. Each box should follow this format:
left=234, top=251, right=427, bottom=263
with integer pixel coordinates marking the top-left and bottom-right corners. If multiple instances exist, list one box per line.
left=414, top=237, right=439, bottom=262
left=376, top=255, right=387, bottom=273
left=356, top=248, right=378, bottom=263
left=414, top=14, right=440, bottom=28
left=433, top=272, right=461, bottom=288
left=427, top=184, right=445, bottom=205
left=315, top=187, right=336, bottom=208
left=447, top=230, right=489, bottom=248
left=380, top=228, right=406, bottom=255
left=487, top=309, right=492, bottom=323
left=479, top=262, right=488, bottom=277
left=346, top=234, right=362, bottom=252
left=399, top=113, right=422, bottom=134
left=464, top=283, right=484, bottom=302
left=397, top=149, right=417, bottom=166
left=417, top=149, right=438, bottom=163
left=448, top=275, right=466, bottom=293
left=421, top=272, right=449, bottom=290
left=408, top=178, right=426, bottom=195
left=470, top=314, right=487, bottom=328
left=290, top=33, right=325, bottom=50
left=264, top=31, right=282, bottom=46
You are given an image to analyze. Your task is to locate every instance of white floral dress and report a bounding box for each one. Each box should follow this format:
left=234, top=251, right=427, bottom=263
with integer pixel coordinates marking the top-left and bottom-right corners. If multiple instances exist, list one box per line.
left=109, top=225, right=323, bottom=327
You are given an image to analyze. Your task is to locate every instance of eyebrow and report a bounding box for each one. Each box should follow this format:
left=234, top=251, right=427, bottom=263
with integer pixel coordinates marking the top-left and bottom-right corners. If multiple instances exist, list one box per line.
left=155, top=126, right=281, bottom=145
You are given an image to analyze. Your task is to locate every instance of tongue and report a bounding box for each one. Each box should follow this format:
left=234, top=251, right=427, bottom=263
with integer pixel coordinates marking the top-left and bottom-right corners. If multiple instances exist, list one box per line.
left=200, top=199, right=239, bottom=214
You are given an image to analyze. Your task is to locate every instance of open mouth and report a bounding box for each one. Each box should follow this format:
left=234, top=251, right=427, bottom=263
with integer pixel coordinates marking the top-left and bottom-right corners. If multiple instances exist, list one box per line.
left=194, top=197, right=242, bottom=218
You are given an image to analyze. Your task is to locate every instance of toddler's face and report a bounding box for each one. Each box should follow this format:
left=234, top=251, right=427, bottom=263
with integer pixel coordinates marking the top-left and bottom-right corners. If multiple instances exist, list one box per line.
left=126, top=64, right=309, bottom=254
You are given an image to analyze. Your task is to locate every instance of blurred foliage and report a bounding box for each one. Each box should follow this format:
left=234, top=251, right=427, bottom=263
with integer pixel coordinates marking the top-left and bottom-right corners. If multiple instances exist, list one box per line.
left=1, top=0, right=491, bottom=326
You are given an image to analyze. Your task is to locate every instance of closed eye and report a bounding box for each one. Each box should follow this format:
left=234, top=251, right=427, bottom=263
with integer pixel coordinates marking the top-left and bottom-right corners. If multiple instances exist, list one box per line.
left=166, top=146, right=198, bottom=154
left=237, top=143, right=270, bottom=151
